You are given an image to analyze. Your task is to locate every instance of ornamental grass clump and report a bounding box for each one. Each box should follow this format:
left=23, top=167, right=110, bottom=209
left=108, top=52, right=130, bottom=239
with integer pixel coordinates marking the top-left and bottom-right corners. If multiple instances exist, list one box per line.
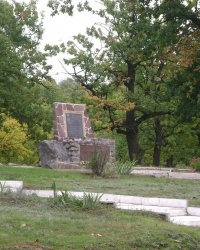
left=51, top=181, right=103, bottom=209
left=82, top=192, right=103, bottom=209
left=114, top=160, right=136, bottom=175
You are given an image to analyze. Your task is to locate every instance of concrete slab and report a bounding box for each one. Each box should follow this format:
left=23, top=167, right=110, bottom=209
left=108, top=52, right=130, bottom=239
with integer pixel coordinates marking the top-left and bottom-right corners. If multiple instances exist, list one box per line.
left=169, top=172, right=200, bottom=179
left=169, top=216, right=200, bottom=226
left=0, top=181, right=23, bottom=192
left=131, top=170, right=169, bottom=177
left=22, top=190, right=188, bottom=208
left=114, top=203, right=187, bottom=216
left=131, top=168, right=200, bottom=180
left=108, top=195, right=187, bottom=208
left=187, top=207, right=200, bottom=216
left=133, top=167, right=173, bottom=171
left=22, top=190, right=54, bottom=197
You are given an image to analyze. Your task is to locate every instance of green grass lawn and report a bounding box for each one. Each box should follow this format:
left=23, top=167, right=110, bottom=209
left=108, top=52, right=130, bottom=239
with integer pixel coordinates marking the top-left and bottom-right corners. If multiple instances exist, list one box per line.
left=0, top=166, right=200, bottom=249
left=0, top=166, right=200, bottom=207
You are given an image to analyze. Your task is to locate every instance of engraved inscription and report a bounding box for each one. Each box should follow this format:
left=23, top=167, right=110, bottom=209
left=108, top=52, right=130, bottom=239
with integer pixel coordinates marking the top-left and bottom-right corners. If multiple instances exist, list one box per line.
left=66, top=113, right=83, bottom=138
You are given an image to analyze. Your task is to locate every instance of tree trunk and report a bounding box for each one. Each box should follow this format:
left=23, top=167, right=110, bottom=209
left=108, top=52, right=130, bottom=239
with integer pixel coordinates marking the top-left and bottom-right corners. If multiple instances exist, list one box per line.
left=126, top=109, right=141, bottom=163
left=166, top=156, right=173, bottom=167
left=153, top=118, right=163, bottom=166
left=197, top=133, right=200, bottom=147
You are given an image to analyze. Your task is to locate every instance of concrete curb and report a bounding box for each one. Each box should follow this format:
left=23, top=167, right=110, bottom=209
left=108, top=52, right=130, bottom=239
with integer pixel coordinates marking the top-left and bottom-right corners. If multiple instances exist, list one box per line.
left=131, top=167, right=200, bottom=179
left=0, top=180, right=23, bottom=192
left=1, top=180, right=200, bottom=227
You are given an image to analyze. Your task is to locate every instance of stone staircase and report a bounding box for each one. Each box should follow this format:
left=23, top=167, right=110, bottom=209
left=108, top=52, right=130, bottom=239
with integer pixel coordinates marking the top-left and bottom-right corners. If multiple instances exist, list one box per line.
left=1, top=180, right=200, bottom=227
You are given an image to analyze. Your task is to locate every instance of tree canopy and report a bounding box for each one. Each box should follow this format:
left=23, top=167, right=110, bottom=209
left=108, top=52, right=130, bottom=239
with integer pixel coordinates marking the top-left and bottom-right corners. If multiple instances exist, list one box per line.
left=0, top=0, right=199, bottom=166
left=46, top=0, right=200, bottom=166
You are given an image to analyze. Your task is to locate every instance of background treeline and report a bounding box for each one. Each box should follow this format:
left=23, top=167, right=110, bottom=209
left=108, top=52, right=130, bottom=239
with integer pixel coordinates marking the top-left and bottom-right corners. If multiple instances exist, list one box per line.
left=0, top=0, right=200, bottom=167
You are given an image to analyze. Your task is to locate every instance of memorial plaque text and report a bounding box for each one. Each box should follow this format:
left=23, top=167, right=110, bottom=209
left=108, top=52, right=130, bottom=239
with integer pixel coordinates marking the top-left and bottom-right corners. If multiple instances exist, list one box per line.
left=66, top=113, right=83, bottom=138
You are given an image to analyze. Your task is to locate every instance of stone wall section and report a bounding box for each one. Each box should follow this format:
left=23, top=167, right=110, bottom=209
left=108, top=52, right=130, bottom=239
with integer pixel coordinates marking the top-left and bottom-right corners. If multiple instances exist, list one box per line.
left=53, top=102, right=94, bottom=141
left=62, top=138, right=115, bottom=164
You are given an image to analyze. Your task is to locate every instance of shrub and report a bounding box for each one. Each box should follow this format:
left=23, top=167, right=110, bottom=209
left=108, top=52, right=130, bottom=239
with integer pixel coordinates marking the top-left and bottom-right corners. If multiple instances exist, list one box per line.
left=86, top=144, right=109, bottom=176
left=191, top=160, right=200, bottom=171
left=0, top=117, right=33, bottom=164
left=175, top=163, right=188, bottom=169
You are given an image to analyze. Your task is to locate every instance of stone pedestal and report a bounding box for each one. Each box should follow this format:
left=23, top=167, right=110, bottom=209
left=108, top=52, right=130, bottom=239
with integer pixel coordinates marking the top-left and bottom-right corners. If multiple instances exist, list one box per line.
left=38, top=102, right=115, bottom=169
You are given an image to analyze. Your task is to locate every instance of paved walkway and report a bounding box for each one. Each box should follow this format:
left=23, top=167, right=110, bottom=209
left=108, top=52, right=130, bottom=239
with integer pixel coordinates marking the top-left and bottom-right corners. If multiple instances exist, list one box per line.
left=131, top=167, right=200, bottom=179
left=1, top=180, right=200, bottom=227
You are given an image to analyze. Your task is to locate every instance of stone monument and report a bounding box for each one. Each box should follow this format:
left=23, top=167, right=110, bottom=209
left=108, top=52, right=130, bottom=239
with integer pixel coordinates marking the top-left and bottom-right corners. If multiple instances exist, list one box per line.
left=38, top=102, right=115, bottom=169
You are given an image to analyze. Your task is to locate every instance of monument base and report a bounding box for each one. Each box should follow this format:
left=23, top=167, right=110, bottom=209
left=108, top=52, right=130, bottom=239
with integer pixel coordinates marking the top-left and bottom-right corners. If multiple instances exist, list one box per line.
left=38, top=138, right=115, bottom=169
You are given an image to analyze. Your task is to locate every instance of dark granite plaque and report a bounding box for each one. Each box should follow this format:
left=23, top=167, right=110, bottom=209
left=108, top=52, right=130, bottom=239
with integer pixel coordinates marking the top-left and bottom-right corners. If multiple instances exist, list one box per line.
left=66, top=113, right=83, bottom=138
left=80, top=144, right=110, bottom=161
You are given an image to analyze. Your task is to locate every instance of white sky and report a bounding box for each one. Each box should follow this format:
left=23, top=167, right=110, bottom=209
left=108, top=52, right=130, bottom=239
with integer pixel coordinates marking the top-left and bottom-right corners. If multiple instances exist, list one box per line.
left=37, top=0, right=101, bottom=82
left=17, top=0, right=101, bottom=82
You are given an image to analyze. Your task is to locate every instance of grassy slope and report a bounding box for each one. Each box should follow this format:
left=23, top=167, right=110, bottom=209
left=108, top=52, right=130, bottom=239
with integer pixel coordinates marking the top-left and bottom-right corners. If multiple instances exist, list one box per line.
left=0, top=193, right=200, bottom=250
left=0, top=166, right=200, bottom=207
left=0, top=166, right=200, bottom=249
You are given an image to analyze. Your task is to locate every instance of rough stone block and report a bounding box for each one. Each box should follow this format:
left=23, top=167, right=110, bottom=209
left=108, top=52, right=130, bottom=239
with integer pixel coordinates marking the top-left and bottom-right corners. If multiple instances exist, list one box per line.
left=38, top=140, right=69, bottom=169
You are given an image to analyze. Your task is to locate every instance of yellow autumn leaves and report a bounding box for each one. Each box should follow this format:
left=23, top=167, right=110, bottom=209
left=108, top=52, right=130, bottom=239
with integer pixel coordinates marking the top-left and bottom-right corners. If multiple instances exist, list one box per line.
left=0, top=118, right=31, bottom=164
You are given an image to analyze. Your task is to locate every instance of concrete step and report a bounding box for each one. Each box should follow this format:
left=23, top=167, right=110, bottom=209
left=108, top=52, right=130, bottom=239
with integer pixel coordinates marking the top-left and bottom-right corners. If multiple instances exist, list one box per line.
left=169, top=216, right=200, bottom=226
left=114, top=203, right=187, bottom=217
left=131, top=169, right=200, bottom=179
left=2, top=180, right=200, bottom=227
left=131, top=169, right=170, bottom=177
left=0, top=181, right=23, bottom=192
left=22, top=190, right=188, bottom=208
left=187, top=207, right=200, bottom=216
left=169, top=172, right=200, bottom=180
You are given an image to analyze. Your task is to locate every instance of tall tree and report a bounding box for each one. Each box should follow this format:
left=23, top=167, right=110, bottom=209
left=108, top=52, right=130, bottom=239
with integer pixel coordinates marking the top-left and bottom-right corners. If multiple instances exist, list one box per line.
left=0, top=0, right=51, bottom=121
left=47, top=0, right=200, bottom=164
left=47, top=0, right=174, bottom=162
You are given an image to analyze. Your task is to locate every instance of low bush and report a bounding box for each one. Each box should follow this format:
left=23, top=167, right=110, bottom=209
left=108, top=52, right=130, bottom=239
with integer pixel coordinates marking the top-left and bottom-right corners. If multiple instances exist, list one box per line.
left=191, top=160, right=200, bottom=171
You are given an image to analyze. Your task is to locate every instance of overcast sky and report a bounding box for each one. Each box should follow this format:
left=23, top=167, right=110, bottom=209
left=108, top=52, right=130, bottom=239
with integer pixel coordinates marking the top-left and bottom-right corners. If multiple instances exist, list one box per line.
left=11, top=0, right=100, bottom=82
left=36, top=0, right=100, bottom=82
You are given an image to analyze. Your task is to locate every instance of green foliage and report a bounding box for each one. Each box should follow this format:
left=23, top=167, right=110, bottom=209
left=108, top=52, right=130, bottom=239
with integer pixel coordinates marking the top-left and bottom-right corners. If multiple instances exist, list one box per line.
left=114, top=160, right=136, bottom=175
left=191, top=161, right=200, bottom=172
left=0, top=182, right=6, bottom=193
left=46, top=0, right=200, bottom=166
left=0, top=117, right=33, bottom=164
left=175, top=163, right=188, bottom=169
left=82, top=192, right=103, bottom=209
left=51, top=181, right=102, bottom=209
left=0, top=1, right=56, bottom=165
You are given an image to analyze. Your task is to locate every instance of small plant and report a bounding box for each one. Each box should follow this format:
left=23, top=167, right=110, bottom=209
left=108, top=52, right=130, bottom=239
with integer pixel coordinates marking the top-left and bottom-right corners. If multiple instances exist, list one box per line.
left=51, top=180, right=58, bottom=199
left=82, top=192, right=103, bottom=209
left=86, top=144, right=109, bottom=176
left=114, top=160, right=136, bottom=175
left=191, top=160, right=200, bottom=171
left=0, top=182, right=6, bottom=193
left=51, top=182, right=103, bottom=209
